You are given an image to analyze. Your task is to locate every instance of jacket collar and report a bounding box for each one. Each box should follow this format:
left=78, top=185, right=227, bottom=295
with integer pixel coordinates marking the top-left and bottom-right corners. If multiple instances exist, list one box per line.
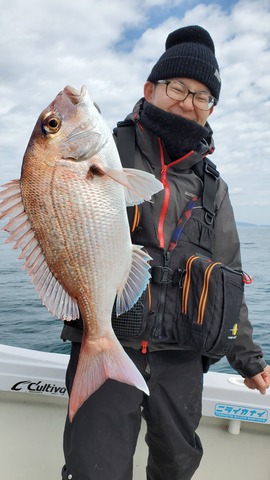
left=128, top=98, right=215, bottom=171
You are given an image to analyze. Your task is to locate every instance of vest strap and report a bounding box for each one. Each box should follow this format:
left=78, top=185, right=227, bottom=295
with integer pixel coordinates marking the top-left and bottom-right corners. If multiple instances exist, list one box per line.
left=150, top=266, right=184, bottom=287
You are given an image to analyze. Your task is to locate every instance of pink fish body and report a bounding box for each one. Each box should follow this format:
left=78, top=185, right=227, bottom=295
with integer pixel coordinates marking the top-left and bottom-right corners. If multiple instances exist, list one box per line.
left=0, top=85, right=163, bottom=421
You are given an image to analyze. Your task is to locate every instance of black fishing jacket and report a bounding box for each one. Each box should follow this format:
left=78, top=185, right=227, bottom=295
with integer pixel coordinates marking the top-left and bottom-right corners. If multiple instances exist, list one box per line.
left=61, top=100, right=266, bottom=378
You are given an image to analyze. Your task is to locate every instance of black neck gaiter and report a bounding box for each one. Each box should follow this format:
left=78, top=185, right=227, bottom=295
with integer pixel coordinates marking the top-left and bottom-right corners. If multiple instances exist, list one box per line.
left=140, top=100, right=210, bottom=161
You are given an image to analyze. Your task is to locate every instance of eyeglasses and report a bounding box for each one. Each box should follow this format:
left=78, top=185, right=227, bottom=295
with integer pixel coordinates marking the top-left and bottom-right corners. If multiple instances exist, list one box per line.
left=156, top=80, right=218, bottom=111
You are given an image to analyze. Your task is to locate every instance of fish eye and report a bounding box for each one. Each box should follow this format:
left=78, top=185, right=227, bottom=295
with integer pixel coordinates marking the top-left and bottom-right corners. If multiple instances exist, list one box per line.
left=42, top=114, right=62, bottom=134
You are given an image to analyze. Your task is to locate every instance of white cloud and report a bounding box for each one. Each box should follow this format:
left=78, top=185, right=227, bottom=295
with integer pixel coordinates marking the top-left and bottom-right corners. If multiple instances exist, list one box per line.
left=0, top=0, right=269, bottom=224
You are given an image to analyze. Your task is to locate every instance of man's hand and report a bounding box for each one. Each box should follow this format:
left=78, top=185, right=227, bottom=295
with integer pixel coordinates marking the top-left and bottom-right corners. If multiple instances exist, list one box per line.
left=244, top=365, right=270, bottom=395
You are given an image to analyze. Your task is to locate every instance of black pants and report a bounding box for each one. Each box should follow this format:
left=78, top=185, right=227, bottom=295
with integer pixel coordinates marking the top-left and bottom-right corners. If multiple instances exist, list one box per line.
left=62, top=344, right=203, bottom=480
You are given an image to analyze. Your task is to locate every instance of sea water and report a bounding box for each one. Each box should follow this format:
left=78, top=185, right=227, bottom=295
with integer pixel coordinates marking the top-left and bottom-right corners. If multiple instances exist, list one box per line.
left=0, top=226, right=269, bottom=374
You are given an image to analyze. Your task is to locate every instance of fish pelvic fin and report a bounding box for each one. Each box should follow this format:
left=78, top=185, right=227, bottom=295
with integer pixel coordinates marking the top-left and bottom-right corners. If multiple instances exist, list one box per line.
left=116, top=245, right=152, bottom=316
left=99, top=166, right=163, bottom=206
left=0, top=181, right=79, bottom=321
left=69, top=333, right=149, bottom=422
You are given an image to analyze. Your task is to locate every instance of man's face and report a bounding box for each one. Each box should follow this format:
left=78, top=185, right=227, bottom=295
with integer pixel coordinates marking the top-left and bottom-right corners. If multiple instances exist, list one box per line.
left=144, top=77, right=214, bottom=126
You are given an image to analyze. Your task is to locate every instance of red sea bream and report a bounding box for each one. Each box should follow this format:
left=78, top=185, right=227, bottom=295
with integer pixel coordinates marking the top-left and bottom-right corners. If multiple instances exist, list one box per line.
left=0, top=85, right=163, bottom=421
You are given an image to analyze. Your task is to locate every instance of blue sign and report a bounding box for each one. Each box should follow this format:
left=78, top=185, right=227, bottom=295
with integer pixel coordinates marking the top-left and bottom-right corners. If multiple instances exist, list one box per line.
left=214, top=403, right=268, bottom=423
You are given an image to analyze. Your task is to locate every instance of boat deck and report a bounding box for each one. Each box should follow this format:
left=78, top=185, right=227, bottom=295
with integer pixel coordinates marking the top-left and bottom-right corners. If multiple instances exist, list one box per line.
left=135, top=417, right=270, bottom=480
left=0, top=390, right=269, bottom=480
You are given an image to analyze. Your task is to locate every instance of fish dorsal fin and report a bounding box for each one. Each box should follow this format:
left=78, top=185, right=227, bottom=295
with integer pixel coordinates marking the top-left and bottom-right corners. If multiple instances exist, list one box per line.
left=0, top=180, right=79, bottom=321
left=115, top=244, right=151, bottom=315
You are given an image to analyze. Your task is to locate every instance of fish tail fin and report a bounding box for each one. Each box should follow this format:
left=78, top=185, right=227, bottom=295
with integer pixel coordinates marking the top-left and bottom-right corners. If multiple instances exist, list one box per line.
left=69, top=333, right=149, bottom=422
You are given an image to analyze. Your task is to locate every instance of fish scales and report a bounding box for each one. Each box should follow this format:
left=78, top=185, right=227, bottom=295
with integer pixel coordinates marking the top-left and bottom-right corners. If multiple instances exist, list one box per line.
left=22, top=168, right=129, bottom=338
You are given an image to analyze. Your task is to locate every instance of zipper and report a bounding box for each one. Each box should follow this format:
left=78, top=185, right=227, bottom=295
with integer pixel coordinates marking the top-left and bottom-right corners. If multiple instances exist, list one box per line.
left=182, top=258, right=222, bottom=326
left=152, top=141, right=195, bottom=340
left=157, top=138, right=194, bottom=250
left=197, top=262, right=221, bottom=325
left=157, top=139, right=169, bottom=249
left=152, top=251, right=171, bottom=339
left=182, top=255, right=200, bottom=314
left=131, top=205, right=140, bottom=232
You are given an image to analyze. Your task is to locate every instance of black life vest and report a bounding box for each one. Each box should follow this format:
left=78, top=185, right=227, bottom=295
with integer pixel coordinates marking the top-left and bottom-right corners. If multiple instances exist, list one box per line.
left=112, top=121, right=220, bottom=347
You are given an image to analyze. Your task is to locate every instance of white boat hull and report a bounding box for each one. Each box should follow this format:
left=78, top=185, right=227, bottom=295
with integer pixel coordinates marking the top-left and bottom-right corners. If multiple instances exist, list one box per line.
left=0, top=344, right=269, bottom=479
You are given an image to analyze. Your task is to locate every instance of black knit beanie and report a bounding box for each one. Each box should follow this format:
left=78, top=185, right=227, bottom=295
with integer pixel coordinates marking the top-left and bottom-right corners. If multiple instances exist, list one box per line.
left=147, top=25, right=221, bottom=101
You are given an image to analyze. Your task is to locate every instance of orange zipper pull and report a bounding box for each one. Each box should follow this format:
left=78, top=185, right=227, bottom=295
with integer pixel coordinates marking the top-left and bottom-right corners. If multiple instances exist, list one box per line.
left=141, top=340, right=149, bottom=354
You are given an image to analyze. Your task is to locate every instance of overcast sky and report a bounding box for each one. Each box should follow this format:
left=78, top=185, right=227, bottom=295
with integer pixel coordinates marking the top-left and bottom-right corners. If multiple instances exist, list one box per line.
left=0, top=0, right=269, bottom=225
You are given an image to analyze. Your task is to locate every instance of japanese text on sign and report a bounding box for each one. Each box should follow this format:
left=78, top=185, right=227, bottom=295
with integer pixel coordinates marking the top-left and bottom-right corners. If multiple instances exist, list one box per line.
left=214, top=403, right=268, bottom=423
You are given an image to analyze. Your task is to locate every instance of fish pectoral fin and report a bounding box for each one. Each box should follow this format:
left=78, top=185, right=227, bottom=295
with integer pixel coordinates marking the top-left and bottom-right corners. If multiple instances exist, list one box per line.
left=69, top=333, right=149, bottom=422
left=116, top=245, right=152, bottom=315
left=0, top=180, right=79, bottom=321
left=99, top=166, right=163, bottom=206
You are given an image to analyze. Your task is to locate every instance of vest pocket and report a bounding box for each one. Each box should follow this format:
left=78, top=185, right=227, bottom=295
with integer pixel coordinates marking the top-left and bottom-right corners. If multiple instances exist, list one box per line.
left=173, top=255, right=245, bottom=358
left=111, top=286, right=150, bottom=339
left=182, top=216, right=215, bottom=254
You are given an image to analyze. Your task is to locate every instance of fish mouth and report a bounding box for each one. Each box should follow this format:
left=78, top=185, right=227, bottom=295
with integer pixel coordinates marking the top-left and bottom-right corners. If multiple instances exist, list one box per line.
left=63, top=85, right=87, bottom=105
left=63, top=85, right=101, bottom=113
left=63, top=85, right=93, bottom=155
left=59, top=85, right=108, bottom=162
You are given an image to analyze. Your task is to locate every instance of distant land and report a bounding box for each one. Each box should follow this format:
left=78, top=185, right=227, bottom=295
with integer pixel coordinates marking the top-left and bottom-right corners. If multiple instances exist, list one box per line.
left=236, top=221, right=270, bottom=227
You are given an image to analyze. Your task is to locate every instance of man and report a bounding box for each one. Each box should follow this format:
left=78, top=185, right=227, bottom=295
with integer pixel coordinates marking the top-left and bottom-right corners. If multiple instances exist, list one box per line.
left=61, top=25, right=270, bottom=480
